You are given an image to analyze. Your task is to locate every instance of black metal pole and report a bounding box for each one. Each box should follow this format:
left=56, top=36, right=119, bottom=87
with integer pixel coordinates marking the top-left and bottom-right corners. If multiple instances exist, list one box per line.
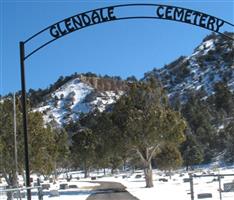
left=20, top=41, right=31, bottom=200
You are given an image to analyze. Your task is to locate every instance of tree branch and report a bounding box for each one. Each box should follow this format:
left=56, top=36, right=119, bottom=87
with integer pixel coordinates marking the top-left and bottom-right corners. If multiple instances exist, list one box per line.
left=136, top=148, right=147, bottom=163
left=148, top=144, right=160, bottom=162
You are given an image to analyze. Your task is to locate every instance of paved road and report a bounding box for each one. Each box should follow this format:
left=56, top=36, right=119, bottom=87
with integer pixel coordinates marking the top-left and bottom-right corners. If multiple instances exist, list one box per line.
left=87, top=181, right=139, bottom=200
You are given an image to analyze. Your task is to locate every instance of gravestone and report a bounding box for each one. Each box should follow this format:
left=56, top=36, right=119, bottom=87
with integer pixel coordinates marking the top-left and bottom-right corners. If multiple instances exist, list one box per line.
left=59, top=183, right=68, bottom=190
left=49, top=190, right=60, bottom=197
left=223, top=182, right=234, bottom=192
left=41, top=183, right=50, bottom=190
left=197, top=193, right=212, bottom=199
left=122, top=175, right=127, bottom=179
left=159, top=178, right=168, bottom=182
left=135, top=174, right=142, bottom=179
left=183, top=178, right=190, bottom=183
left=69, top=184, right=78, bottom=189
left=179, top=173, right=184, bottom=177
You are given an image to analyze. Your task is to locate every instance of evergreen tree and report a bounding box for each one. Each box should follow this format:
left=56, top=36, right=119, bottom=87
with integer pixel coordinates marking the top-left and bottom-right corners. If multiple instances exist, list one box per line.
left=53, top=128, right=70, bottom=179
left=112, top=78, right=186, bottom=187
left=126, top=76, right=138, bottom=82
left=155, top=144, right=183, bottom=172
left=223, top=122, right=234, bottom=163
left=180, top=134, right=203, bottom=170
left=0, top=97, right=20, bottom=186
left=94, top=112, right=126, bottom=172
left=71, top=128, right=97, bottom=178
left=0, top=97, right=67, bottom=185
left=181, top=92, right=215, bottom=162
left=214, top=82, right=234, bottom=115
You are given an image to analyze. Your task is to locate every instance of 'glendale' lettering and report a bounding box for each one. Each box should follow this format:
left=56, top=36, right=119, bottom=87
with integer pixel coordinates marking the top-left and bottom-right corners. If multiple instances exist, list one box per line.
left=50, top=7, right=116, bottom=38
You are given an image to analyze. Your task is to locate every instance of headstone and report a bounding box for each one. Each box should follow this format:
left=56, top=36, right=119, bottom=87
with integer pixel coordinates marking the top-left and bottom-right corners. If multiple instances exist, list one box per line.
left=59, top=183, right=68, bottom=190
left=135, top=174, right=142, bottom=179
left=165, top=172, right=173, bottom=177
left=183, top=178, right=190, bottom=183
left=197, top=193, right=212, bottom=199
left=122, top=175, right=127, bottom=179
left=41, top=183, right=50, bottom=190
left=179, top=173, right=184, bottom=177
left=69, top=184, right=78, bottom=189
left=49, top=190, right=60, bottom=197
left=223, top=182, right=234, bottom=192
left=159, top=178, right=168, bottom=182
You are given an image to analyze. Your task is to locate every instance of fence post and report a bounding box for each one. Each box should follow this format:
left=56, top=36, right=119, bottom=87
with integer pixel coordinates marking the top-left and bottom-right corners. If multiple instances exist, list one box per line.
left=218, top=175, right=222, bottom=200
left=37, top=178, right=43, bottom=200
left=6, top=186, right=13, bottom=200
left=189, top=174, right=194, bottom=200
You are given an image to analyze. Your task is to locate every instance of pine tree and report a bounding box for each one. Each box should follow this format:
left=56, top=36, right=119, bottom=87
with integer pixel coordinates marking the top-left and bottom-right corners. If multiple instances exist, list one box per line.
left=71, top=128, right=97, bottom=178
left=155, top=144, right=183, bottom=172
left=112, top=78, right=186, bottom=187
left=181, top=92, right=215, bottom=162
left=27, top=112, right=60, bottom=176
left=0, top=97, right=20, bottom=186
left=214, top=82, right=234, bottom=115
left=180, top=134, right=203, bottom=170
left=0, top=97, right=66, bottom=185
left=53, top=128, right=70, bottom=179
left=223, top=122, right=234, bottom=163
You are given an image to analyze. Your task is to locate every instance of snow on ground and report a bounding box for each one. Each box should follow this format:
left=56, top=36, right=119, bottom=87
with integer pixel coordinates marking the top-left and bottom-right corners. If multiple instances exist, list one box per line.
left=0, top=180, right=99, bottom=200
left=97, top=167, right=234, bottom=200
left=31, top=180, right=98, bottom=200
left=0, top=167, right=234, bottom=200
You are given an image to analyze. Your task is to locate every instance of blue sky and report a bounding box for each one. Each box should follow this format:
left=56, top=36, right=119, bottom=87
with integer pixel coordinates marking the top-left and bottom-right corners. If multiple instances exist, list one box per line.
left=1, top=0, right=234, bottom=95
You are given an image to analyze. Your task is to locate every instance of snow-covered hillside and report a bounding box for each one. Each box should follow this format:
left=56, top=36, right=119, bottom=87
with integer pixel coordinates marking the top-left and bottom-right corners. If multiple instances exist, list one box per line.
left=34, top=77, right=124, bottom=125
left=144, top=33, right=234, bottom=100
left=32, top=33, right=233, bottom=125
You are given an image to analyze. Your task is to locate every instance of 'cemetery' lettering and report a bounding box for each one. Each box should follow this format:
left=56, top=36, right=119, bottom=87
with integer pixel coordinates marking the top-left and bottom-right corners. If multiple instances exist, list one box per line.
left=156, top=6, right=224, bottom=32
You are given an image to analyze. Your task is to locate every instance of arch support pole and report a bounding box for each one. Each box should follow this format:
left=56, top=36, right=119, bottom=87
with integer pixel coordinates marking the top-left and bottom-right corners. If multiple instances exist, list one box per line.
left=20, top=41, right=31, bottom=200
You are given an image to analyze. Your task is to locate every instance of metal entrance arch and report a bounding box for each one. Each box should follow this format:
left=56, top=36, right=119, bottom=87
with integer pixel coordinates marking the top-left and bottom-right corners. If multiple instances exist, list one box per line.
left=19, top=3, right=234, bottom=200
